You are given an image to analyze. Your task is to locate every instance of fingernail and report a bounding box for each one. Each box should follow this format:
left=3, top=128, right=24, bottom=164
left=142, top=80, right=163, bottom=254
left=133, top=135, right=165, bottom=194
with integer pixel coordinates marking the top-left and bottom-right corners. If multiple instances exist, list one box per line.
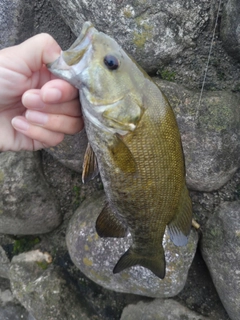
left=22, top=92, right=45, bottom=110
left=12, top=118, right=29, bottom=131
left=26, top=110, right=48, bottom=124
left=43, top=88, right=62, bottom=102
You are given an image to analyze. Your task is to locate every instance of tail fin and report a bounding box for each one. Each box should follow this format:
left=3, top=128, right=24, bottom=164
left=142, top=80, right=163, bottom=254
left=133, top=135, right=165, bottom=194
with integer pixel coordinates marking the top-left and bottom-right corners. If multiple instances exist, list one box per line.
left=113, top=246, right=166, bottom=279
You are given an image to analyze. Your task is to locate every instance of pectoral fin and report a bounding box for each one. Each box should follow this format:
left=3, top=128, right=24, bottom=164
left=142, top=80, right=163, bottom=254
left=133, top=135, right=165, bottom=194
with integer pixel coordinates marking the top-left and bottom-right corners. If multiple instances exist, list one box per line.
left=82, top=143, right=99, bottom=183
left=167, top=185, right=192, bottom=246
left=96, top=203, right=127, bottom=238
left=109, top=135, right=136, bottom=173
left=113, top=245, right=166, bottom=279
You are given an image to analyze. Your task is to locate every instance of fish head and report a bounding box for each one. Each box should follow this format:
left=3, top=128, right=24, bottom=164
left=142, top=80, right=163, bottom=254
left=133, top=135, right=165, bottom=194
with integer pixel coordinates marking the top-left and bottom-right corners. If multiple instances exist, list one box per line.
left=48, top=21, right=145, bottom=134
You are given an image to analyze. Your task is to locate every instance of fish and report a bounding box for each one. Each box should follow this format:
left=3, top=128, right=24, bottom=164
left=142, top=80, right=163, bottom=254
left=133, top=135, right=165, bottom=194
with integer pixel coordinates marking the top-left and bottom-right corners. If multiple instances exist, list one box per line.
left=47, top=21, right=192, bottom=279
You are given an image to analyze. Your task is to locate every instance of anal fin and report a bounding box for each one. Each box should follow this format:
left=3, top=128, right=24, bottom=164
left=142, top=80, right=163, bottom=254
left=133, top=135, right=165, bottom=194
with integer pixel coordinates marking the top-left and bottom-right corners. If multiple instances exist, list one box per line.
left=168, top=185, right=192, bottom=246
left=82, top=143, right=99, bottom=183
left=113, top=246, right=166, bottom=279
left=96, top=203, right=127, bottom=238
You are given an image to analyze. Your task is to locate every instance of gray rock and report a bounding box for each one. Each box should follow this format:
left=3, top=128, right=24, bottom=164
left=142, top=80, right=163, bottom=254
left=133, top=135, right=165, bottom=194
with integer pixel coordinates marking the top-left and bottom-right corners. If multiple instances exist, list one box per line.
left=9, top=250, right=91, bottom=320
left=49, top=0, right=210, bottom=72
left=46, top=130, right=88, bottom=173
left=0, top=276, right=33, bottom=320
left=66, top=193, right=198, bottom=298
left=0, top=0, right=34, bottom=49
left=0, top=151, right=61, bottom=235
left=120, top=299, right=210, bottom=320
left=221, top=0, right=240, bottom=62
left=156, top=80, right=240, bottom=192
left=0, top=304, right=32, bottom=320
left=201, top=201, right=240, bottom=320
left=0, top=246, right=10, bottom=279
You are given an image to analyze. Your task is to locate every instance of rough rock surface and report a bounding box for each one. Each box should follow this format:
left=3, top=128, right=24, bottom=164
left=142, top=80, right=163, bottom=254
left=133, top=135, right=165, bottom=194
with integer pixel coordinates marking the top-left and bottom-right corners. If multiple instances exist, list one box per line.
left=66, top=193, right=198, bottom=298
left=46, top=130, right=88, bottom=173
left=201, top=201, right=240, bottom=320
left=221, top=0, right=240, bottom=62
left=0, top=277, right=33, bottom=320
left=9, top=250, right=91, bottom=320
left=156, top=79, right=240, bottom=192
left=0, top=246, right=10, bottom=279
left=120, top=299, right=210, bottom=320
left=0, top=151, right=61, bottom=235
left=49, top=0, right=210, bottom=72
left=0, top=0, right=32, bottom=49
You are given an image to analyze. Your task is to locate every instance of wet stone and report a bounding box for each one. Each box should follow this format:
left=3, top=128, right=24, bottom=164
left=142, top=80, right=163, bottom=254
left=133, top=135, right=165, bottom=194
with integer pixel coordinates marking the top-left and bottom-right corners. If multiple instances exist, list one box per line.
left=66, top=192, right=198, bottom=298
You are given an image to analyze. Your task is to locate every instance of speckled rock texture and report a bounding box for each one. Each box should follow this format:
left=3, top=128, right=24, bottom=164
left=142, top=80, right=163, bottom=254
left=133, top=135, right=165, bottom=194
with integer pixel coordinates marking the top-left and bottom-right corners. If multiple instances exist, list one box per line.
left=46, top=130, right=88, bottom=173
left=49, top=0, right=210, bottom=72
left=201, top=201, right=240, bottom=320
left=221, top=0, right=240, bottom=62
left=0, top=246, right=10, bottom=279
left=66, top=193, right=198, bottom=298
left=9, top=250, right=91, bottom=320
left=156, top=79, right=240, bottom=192
left=0, top=151, right=61, bottom=235
left=120, top=299, right=211, bottom=320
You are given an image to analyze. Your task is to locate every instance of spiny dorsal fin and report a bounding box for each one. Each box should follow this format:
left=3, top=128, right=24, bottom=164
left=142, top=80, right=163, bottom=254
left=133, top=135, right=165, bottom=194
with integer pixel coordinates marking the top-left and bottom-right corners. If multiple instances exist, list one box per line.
left=167, top=185, right=192, bottom=246
left=96, top=203, right=127, bottom=238
left=113, top=246, right=166, bottom=279
left=82, top=143, right=99, bottom=183
left=108, top=135, right=136, bottom=173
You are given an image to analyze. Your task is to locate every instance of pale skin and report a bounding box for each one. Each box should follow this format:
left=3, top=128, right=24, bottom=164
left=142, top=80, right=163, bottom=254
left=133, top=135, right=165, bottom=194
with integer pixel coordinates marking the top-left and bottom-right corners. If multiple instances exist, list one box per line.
left=0, top=33, right=83, bottom=152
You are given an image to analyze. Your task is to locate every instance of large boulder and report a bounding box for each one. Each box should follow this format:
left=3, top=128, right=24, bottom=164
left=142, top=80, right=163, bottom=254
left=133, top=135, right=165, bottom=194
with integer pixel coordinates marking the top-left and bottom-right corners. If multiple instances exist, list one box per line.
left=66, top=192, right=198, bottom=298
left=201, top=201, right=240, bottom=320
left=120, top=299, right=211, bottom=320
left=157, top=80, right=240, bottom=192
left=9, top=250, right=91, bottom=320
left=49, top=0, right=210, bottom=72
left=0, top=151, right=61, bottom=235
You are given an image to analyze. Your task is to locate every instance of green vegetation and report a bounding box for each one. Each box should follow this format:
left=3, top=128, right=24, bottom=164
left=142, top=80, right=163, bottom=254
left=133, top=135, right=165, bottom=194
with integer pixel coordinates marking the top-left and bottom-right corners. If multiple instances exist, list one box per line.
left=13, top=237, right=40, bottom=255
left=157, top=69, right=176, bottom=81
left=36, top=260, right=49, bottom=270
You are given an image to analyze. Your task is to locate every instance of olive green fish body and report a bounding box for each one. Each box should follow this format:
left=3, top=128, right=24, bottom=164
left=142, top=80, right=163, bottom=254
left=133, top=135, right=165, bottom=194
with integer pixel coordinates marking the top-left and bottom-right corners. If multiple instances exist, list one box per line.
left=48, top=22, right=192, bottom=278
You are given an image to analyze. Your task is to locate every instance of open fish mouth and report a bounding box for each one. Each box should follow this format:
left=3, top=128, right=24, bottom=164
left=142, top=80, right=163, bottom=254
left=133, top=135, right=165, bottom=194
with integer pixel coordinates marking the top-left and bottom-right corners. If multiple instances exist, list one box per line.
left=47, top=21, right=96, bottom=83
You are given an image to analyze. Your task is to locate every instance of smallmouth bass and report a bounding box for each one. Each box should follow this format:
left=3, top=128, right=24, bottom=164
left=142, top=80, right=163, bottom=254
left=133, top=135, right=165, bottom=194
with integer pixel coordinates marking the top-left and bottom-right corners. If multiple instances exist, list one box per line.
left=48, top=22, right=192, bottom=279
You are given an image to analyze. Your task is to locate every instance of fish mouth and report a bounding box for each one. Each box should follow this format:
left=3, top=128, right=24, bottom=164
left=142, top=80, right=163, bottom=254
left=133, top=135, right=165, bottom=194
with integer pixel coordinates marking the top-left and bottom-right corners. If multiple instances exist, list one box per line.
left=47, top=21, right=96, bottom=83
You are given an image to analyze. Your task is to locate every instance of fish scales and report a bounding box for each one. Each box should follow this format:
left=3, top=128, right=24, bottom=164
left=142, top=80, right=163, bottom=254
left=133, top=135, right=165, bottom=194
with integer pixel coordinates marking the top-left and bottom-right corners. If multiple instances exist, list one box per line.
left=47, top=21, right=192, bottom=279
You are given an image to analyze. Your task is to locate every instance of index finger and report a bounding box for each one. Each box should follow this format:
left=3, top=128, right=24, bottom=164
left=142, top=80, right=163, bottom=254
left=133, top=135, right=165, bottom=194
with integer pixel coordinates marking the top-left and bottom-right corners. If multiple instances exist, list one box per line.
left=40, top=79, right=79, bottom=104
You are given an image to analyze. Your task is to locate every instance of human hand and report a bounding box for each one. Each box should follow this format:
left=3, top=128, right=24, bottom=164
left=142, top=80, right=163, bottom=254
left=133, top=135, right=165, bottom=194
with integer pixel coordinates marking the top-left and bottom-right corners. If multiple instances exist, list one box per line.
left=0, top=33, right=83, bottom=152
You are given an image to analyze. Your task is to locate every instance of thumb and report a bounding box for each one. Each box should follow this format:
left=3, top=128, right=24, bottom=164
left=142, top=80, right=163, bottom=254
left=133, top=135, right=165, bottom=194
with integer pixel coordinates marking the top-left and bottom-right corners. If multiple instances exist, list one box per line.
left=14, top=33, right=61, bottom=73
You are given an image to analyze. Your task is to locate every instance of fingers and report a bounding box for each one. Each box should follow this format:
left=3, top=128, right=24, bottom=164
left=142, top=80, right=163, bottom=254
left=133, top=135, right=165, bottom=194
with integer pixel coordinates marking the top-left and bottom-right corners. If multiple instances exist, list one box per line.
left=11, top=116, right=65, bottom=150
left=25, top=111, right=83, bottom=135
left=21, top=78, right=83, bottom=135
left=41, top=79, right=79, bottom=103
left=22, top=79, right=80, bottom=116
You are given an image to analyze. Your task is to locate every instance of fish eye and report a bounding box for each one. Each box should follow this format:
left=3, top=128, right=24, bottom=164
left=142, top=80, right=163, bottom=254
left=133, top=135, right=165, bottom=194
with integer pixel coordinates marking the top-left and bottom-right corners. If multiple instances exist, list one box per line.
left=103, top=55, right=119, bottom=70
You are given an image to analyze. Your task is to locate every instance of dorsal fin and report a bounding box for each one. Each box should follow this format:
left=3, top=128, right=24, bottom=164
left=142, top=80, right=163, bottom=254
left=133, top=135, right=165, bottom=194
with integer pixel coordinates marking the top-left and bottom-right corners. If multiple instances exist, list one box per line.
left=82, top=143, right=99, bottom=183
left=96, top=203, right=127, bottom=238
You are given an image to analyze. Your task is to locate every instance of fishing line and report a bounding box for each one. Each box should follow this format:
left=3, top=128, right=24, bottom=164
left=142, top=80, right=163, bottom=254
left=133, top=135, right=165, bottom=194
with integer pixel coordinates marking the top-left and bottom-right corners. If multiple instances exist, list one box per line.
left=195, top=0, right=222, bottom=123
